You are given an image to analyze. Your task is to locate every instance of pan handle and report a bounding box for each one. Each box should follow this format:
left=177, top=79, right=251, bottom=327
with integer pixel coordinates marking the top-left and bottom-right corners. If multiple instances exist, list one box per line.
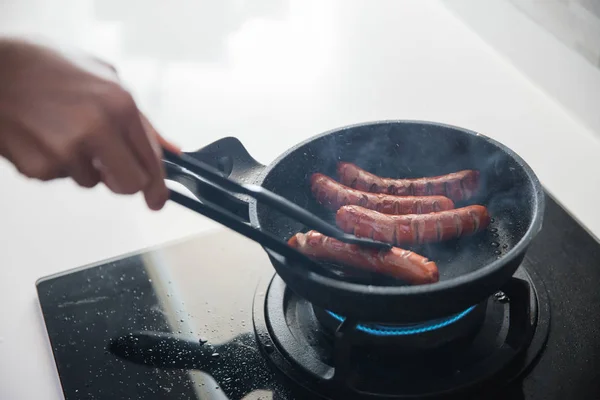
left=164, top=137, right=265, bottom=221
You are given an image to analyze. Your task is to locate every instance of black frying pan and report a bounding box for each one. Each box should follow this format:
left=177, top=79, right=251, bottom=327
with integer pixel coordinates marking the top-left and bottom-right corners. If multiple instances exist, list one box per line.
left=166, top=121, right=544, bottom=323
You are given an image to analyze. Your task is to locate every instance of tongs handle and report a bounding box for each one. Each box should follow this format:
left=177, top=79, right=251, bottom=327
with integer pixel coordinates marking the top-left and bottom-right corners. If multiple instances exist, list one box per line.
left=162, top=149, right=392, bottom=251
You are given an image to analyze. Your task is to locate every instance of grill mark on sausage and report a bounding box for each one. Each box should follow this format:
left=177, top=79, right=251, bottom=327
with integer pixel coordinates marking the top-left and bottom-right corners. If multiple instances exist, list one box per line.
left=470, top=210, right=479, bottom=231
left=411, top=218, right=420, bottom=244
left=288, top=230, right=439, bottom=284
left=417, top=219, right=426, bottom=244
left=336, top=163, right=479, bottom=202
left=359, top=194, right=368, bottom=207
left=454, top=213, right=463, bottom=237
left=311, top=173, right=454, bottom=214
left=368, top=225, right=376, bottom=239
left=336, top=205, right=489, bottom=246
left=428, top=182, right=435, bottom=195
left=341, top=195, right=349, bottom=207
left=435, top=219, right=443, bottom=242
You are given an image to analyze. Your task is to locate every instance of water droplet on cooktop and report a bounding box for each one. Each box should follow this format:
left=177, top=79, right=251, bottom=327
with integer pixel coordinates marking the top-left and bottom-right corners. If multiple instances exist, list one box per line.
left=494, top=250, right=501, bottom=255
left=490, top=242, right=499, bottom=247
left=490, top=227, right=498, bottom=233
left=502, top=244, right=509, bottom=249
left=497, top=295, right=509, bottom=303
left=211, top=353, right=220, bottom=358
left=490, top=218, right=496, bottom=223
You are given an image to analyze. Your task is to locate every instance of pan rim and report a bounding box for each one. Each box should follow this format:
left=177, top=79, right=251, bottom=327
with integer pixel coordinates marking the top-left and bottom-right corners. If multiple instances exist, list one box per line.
left=249, top=119, right=545, bottom=296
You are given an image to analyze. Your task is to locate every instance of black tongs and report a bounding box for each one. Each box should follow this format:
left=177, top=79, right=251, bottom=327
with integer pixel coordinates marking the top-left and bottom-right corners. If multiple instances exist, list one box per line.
left=162, top=149, right=392, bottom=263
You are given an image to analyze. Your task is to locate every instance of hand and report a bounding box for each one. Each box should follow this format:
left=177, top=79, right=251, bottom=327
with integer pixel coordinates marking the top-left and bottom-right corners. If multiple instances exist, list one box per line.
left=0, top=38, right=179, bottom=210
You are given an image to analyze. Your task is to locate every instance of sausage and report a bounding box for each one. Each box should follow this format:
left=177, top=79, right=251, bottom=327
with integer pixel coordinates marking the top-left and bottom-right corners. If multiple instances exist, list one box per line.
left=336, top=205, right=491, bottom=245
left=288, top=230, right=439, bottom=284
left=311, top=173, right=454, bottom=214
left=337, top=162, right=480, bottom=202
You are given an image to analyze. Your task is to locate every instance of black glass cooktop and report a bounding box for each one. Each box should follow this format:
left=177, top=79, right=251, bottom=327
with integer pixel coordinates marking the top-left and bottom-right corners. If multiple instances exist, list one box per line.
left=37, top=194, right=600, bottom=400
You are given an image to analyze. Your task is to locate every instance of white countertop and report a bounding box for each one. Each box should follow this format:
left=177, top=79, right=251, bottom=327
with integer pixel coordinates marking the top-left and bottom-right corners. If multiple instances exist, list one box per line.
left=1, top=1, right=599, bottom=399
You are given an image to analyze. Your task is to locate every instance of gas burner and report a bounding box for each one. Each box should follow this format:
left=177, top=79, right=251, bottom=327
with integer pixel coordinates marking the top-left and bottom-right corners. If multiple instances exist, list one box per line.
left=312, top=302, right=486, bottom=353
left=324, top=306, right=478, bottom=335
left=253, top=263, right=550, bottom=399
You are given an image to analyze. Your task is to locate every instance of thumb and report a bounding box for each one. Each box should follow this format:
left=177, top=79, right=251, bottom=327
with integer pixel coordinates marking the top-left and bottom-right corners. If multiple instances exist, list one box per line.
left=156, top=133, right=181, bottom=155
left=138, top=112, right=181, bottom=156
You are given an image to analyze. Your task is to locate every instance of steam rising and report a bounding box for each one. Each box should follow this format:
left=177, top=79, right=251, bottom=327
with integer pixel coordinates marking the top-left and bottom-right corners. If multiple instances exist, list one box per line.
left=257, top=122, right=537, bottom=286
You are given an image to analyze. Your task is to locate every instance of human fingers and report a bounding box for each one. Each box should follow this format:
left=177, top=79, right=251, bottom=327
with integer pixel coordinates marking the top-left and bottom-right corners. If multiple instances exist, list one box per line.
left=124, top=112, right=168, bottom=210
left=0, top=123, right=62, bottom=181
left=67, top=152, right=101, bottom=188
left=155, top=131, right=181, bottom=155
left=85, top=88, right=152, bottom=195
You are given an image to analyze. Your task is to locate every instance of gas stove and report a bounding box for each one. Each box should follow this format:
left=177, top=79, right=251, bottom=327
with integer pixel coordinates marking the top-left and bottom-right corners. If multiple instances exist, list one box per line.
left=37, top=194, right=600, bottom=399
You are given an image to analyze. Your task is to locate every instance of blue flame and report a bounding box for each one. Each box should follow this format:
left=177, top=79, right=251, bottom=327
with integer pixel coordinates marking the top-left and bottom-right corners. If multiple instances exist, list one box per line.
left=326, top=306, right=476, bottom=336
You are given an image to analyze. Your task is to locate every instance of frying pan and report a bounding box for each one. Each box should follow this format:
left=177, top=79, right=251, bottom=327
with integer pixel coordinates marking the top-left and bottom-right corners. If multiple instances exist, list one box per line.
left=165, top=120, right=544, bottom=323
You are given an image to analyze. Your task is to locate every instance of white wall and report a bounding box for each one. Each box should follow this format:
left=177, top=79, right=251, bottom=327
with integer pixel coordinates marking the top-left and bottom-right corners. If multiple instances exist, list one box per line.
left=442, top=0, right=600, bottom=137
left=510, top=0, right=600, bottom=67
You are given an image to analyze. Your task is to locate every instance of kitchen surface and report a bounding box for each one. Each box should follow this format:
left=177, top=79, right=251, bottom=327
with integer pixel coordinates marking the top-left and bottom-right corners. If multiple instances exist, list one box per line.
left=1, top=1, right=600, bottom=400
left=35, top=195, right=600, bottom=399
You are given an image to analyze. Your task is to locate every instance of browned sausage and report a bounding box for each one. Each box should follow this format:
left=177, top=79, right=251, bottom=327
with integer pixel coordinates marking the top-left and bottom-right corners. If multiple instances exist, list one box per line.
left=288, top=230, right=439, bottom=284
left=336, top=205, right=491, bottom=245
left=311, top=173, right=454, bottom=214
left=337, top=162, right=480, bottom=202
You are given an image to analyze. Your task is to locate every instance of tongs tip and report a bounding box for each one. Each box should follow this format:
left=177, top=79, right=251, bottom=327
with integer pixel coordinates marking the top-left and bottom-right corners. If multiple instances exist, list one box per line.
left=340, top=233, right=393, bottom=251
